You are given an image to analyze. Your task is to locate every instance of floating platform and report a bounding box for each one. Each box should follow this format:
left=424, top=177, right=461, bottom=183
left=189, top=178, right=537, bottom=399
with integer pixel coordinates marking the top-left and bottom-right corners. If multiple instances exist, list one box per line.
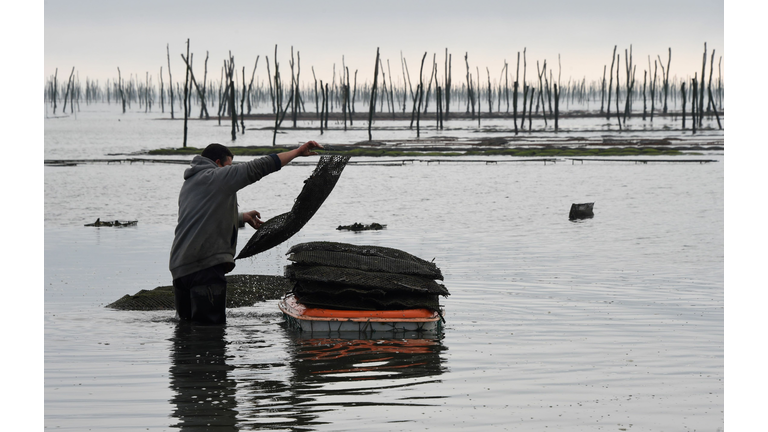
left=279, top=294, right=443, bottom=334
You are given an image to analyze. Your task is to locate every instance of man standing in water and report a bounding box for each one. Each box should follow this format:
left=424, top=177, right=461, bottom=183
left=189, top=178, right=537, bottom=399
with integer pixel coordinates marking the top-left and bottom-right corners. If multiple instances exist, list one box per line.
left=169, top=141, right=323, bottom=324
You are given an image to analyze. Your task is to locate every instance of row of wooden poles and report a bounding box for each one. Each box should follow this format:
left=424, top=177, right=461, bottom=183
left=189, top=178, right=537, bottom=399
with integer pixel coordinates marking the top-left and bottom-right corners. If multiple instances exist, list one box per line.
left=45, top=43, right=724, bottom=145
left=599, top=43, right=722, bottom=131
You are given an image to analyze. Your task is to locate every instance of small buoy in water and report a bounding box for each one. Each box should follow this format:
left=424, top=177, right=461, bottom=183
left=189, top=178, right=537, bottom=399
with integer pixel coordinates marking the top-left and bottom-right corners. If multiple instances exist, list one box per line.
left=569, top=203, right=594, bottom=220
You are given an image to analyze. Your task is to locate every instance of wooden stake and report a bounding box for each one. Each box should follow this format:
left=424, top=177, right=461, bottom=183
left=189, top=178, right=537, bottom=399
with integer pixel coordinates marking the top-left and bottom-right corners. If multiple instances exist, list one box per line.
left=476, top=66, right=481, bottom=127
left=615, top=54, right=621, bottom=129
left=241, top=65, right=246, bottom=134
left=708, top=80, right=722, bottom=129
left=52, top=68, right=58, bottom=114
left=465, top=53, right=474, bottom=116
left=343, top=66, right=348, bottom=131
left=422, top=54, right=435, bottom=114
left=368, top=48, right=380, bottom=141
left=386, top=60, right=395, bottom=120
left=63, top=67, right=75, bottom=114
left=312, top=66, right=319, bottom=118
left=266, top=55, right=275, bottom=114
left=445, top=49, right=452, bottom=118
left=699, top=43, right=706, bottom=127
left=554, top=84, right=559, bottom=131
left=416, top=52, right=427, bottom=137
left=607, top=45, right=616, bottom=119
left=290, top=47, right=297, bottom=128
left=324, top=83, right=329, bottom=129
left=651, top=58, right=657, bottom=123
left=681, top=81, right=687, bottom=129
left=505, top=60, right=510, bottom=113
left=116, top=67, right=125, bottom=114
left=319, top=79, right=324, bottom=134
left=691, top=75, right=697, bottom=134
left=513, top=52, right=520, bottom=132
left=600, top=65, right=606, bottom=114
left=707, top=49, right=716, bottom=113
left=486, top=67, right=492, bottom=113
left=642, top=69, right=647, bottom=120
left=159, top=67, right=164, bottom=113
left=658, top=48, right=671, bottom=113
left=528, top=88, right=534, bottom=130
left=182, top=40, right=190, bottom=147
left=353, top=69, right=358, bottom=115
left=247, top=56, right=259, bottom=115
left=166, top=44, right=174, bottom=119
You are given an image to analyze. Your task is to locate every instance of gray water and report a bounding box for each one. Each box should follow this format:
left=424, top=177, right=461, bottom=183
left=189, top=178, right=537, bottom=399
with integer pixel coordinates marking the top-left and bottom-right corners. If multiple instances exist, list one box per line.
left=45, top=106, right=723, bottom=431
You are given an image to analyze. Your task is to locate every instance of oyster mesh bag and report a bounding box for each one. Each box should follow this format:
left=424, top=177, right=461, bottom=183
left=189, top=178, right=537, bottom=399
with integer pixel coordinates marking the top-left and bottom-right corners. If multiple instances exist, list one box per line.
left=288, top=241, right=442, bottom=277
left=292, top=281, right=440, bottom=311
left=288, top=250, right=443, bottom=280
left=285, top=264, right=449, bottom=296
left=236, top=155, right=350, bottom=259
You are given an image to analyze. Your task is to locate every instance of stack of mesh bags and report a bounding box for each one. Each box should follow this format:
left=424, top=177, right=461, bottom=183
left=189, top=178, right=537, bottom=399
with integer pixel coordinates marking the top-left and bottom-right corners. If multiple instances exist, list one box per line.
left=284, top=241, right=449, bottom=313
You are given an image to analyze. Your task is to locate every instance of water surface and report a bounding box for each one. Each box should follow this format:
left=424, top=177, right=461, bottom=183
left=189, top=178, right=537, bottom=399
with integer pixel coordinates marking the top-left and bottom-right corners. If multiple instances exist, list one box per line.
left=45, top=109, right=723, bottom=431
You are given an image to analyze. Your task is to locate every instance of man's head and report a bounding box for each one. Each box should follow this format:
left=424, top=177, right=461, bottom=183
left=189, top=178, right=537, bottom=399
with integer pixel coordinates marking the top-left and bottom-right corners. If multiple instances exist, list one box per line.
left=201, top=143, right=234, bottom=167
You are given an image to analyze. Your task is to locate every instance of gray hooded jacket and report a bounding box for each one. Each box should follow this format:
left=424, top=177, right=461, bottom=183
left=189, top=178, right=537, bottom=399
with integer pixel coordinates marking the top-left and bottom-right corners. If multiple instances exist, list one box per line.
left=169, top=154, right=281, bottom=280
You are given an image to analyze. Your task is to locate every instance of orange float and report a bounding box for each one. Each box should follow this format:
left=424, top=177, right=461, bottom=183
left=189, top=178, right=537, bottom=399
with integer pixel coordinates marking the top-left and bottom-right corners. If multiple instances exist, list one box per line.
left=279, top=294, right=443, bottom=334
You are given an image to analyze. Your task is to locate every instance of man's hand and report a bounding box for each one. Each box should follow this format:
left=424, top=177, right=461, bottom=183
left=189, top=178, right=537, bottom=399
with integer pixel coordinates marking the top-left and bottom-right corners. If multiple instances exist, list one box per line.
left=242, top=210, right=263, bottom=229
left=278, top=141, right=325, bottom=166
left=298, top=140, right=324, bottom=156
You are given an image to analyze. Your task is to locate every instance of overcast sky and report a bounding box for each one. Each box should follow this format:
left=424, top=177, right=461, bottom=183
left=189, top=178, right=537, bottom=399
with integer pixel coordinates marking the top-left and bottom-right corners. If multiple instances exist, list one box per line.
left=44, top=0, right=724, bottom=86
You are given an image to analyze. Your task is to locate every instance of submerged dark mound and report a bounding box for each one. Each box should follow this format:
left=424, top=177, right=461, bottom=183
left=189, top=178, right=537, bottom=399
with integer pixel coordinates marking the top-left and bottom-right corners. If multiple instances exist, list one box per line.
left=106, top=275, right=293, bottom=311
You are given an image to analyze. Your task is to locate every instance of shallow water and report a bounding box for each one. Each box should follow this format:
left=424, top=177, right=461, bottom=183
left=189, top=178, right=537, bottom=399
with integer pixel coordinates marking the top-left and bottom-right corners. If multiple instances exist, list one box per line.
left=45, top=108, right=723, bottom=431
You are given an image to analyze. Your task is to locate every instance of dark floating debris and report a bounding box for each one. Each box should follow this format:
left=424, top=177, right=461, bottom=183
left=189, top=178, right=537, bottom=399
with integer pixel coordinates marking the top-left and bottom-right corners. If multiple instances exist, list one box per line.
left=84, top=218, right=138, bottom=227
left=336, top=222, right=386, bottom=231
left=569, top=203, right=595, bottom=220
left=285, top=241, right=448, bottom=314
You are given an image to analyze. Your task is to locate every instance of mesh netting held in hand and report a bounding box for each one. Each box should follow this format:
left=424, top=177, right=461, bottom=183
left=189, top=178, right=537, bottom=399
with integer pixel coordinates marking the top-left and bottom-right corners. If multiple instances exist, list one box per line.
left=236, top=155, right=350, bottom=260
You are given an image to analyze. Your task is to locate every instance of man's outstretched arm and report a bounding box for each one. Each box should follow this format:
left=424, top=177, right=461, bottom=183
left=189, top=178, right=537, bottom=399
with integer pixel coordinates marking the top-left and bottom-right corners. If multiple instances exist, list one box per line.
left=277, top=141, right=324, bottom=166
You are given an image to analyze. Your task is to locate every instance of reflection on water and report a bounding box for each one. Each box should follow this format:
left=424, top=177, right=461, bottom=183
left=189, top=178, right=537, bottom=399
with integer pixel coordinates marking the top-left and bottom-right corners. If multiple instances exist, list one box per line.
left=239, top=329, right=447, bottom=430
left=287, top=334, right=446, bottom=386
left=169, top=323, right=239, bottom=431
left=169, top=320, right=447, bottom=431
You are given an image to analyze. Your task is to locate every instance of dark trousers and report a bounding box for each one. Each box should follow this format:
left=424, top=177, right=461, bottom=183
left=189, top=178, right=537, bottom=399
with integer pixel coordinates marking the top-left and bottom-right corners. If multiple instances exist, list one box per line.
left=172, top=264, right=228, bottom=325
